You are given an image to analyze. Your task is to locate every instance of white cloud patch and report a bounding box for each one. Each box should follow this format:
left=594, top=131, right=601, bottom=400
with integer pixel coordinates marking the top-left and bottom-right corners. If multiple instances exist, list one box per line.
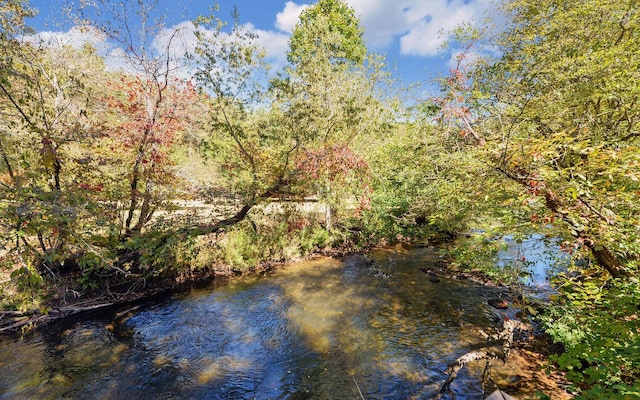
left=275, top=1, right=309, bottom=33
left=447, top=43, right=501, bottom=71
left=244, top=23, right=290, bottom=66
left=149, top=21, right=290, bottom=79
left=22, top=25, right=135, bottom=72
left=150, top=20, right=200, bottom=77
left=24, top=0, right=496, bottom=81
left=346, top=0, right=411, bottom=48
left=22, top=25, right=107, bottom=50
left=153, top=20, right=199, bottom=57
left=345, top=0, right=493, bottom=56
left=212, top=0, right=495, bottom=73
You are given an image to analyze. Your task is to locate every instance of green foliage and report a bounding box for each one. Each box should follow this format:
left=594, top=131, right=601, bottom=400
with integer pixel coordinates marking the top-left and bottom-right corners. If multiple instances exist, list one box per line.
left=0, top=0, right=35, bottom=40
left=539, top=278, right=640, bottom=398
left=0, top=35, right=117, bottom=284
left=469, top=0, right=640, bottom=273
left=119, top=229, right=198, bottom=277
left=193, top=8, right=292, bottom=203
left=445, top=233, right=505, bottom=275
left=425, top=0, right=640, bottom=394
left=0, top=258, right=46, bottom=311
left=217, top=210, right=330, bottom=271
left=288, top=0, right=366, bottom=66
left=10, top=262, right=44, bottom=295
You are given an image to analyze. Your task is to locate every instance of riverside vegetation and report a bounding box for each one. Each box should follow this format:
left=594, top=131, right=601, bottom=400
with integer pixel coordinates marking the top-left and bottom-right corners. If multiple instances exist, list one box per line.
left=0, top=0, right=638, bottom=398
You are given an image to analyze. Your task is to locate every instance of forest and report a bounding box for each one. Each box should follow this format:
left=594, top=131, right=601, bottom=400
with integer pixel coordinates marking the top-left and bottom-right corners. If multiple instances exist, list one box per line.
left=0, top=0, right=638, bottom=397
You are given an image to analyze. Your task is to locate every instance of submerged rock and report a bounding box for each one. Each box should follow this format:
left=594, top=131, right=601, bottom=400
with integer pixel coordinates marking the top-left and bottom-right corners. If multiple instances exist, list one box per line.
left=485, top=389, right=517, bottom=400
left=420, top=267, right=441, bottom=282
left=488, top=298, right=509, bottom=309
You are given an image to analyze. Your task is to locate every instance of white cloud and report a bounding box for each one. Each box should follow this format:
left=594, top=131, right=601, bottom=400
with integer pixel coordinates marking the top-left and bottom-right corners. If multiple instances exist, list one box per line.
left=149, top=21, right=290, bottom=79
left=153, top=21, right=199, bottom=57
left=244, top=23, right=290, bottom=66
left=275, top=1, right=309, bottom=33
left=22, top=25, right=107, bottom=50
left=24, top=0, right=496, bottom=83
left=150, top=20, right=199, bottom=77
left=240, top=0, right=495, bottom=72
left=446, top=43, right=501, bottom=71
left=21, top=25, right=135, bottom=73
left=345, top=0, right=493, bottom=56
left=399, top=6, right=472, bottom=56
left=346, top=0, right=412, bottom=48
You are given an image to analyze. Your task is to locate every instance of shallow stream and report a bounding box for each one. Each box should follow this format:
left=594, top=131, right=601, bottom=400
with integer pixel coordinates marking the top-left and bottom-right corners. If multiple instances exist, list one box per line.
left=0, top=245, right=564, bottom=399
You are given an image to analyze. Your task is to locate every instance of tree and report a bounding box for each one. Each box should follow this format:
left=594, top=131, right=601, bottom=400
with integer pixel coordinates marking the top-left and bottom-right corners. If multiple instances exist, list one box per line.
left=187, top=8, right=289, bottom=236
left=288, top=0, right=366, bottom=67
left=98, top=74, right=198, bottom=236
left=455, top=0, right=639, bottom=278
left=0, top=0, right=34, bottom=39
left=71, top=0, right=199, bottom=238
left=0, top=6, right=110, bottom=280
left=189, top=1, right=385, bottom=237
left=0, top=0, right=204, bottom=304
left=274, top=0, right=385, bottom=232
left=427, top=3, right=640, bottom=395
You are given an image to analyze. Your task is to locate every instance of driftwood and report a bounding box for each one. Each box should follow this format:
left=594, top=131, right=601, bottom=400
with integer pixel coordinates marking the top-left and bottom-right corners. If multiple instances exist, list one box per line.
left=436, top=319, right=521, bottom=399
left=0, top=301, right=117, bottom=334
left=0, top=286, right=165, bottom=335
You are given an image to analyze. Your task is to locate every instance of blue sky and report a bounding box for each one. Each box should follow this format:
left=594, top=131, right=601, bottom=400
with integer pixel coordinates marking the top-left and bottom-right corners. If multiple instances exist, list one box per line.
left=25, top=0, right=495, bottom=96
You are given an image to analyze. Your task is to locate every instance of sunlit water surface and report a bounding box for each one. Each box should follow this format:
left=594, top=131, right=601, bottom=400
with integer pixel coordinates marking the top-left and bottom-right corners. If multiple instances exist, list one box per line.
left=0, top=246, right=563, bottom=399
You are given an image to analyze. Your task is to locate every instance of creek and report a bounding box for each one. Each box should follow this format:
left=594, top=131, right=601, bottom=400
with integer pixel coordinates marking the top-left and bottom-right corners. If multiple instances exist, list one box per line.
left=0, top=245, right=564, bottom=399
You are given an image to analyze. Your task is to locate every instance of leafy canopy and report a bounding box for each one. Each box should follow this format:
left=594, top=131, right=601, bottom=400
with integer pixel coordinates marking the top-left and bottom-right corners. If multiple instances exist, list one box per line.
left=287, top=0, right=366, bottom=67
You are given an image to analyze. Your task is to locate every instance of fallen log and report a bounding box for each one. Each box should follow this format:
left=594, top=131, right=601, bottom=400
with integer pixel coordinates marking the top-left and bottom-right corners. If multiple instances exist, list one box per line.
left=0, top=302, right=118, bottom=335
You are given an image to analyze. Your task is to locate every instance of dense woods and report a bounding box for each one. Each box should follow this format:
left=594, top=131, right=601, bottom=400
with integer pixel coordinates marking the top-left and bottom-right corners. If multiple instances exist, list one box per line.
left=1, top=0, right=638, bottom=397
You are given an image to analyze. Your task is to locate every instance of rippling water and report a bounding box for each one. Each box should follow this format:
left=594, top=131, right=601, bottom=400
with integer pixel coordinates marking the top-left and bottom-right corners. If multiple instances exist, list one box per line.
left=0, top=245, right=560, bottom=399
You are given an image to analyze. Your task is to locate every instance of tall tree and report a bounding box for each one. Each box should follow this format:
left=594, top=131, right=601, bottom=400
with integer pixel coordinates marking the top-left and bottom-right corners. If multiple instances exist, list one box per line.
left=188, top=8, right=287, bottom=235
left=190, top=1, right=386, bottom=235
left=275, top=0, right=385, bottom=231
left=0, top=2, right=109, bottom=276
left=288, top=0, right=366, bottom=67
left=71, top=0, right=198, bottom=238
left=449, top=0, right=639, bottom=278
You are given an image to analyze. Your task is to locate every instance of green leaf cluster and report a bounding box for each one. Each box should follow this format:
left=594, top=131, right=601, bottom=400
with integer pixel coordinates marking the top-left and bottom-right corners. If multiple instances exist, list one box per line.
left=540, top=278, right=640, bottom=398
left=288, top=0, right=366, bottom=67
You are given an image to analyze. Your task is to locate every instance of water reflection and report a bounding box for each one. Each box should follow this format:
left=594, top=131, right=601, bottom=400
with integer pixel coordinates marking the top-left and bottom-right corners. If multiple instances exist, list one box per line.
left=496, top=234, right=570, bottom=297
left=0, top=246, right=557, bottom=399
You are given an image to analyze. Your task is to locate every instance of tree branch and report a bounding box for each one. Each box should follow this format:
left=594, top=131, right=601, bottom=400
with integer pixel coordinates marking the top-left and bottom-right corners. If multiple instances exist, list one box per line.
left=436, top=319, right=521, bottom=399
left=495, top=166, right=630, bottom=279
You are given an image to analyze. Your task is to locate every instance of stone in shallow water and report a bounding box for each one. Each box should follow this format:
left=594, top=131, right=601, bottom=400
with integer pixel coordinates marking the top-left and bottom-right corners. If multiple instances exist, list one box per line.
left=488, top=298, right=509, bottom=309
left=485, top=389, right=517, bottom=400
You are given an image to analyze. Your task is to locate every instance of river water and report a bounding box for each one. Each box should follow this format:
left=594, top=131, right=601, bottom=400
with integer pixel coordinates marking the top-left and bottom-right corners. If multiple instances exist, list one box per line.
left=0, top=245, right=563, bottom=399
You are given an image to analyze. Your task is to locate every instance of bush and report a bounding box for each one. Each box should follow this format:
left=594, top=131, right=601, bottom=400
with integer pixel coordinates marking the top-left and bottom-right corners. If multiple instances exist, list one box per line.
left=539, top=277, right=640, bottom=398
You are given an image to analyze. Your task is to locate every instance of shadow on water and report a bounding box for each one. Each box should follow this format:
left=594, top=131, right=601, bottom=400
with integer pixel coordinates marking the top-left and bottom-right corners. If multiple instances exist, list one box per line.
left=0, top=245, right=563, bottom=399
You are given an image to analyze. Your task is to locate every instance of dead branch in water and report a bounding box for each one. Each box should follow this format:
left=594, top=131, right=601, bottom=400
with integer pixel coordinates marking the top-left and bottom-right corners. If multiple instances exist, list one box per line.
left=436, top=319, right=521, bottom=399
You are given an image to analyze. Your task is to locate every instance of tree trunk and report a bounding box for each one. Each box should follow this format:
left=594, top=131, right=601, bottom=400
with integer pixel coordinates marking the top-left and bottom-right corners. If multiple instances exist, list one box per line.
left=185, top=204, right=254, bottom=236
left=497, top=167, right=630, bottom=279
left=581, top=237, right=628, bottom=279
left=325, top=203, right=332, bottom=232
left=542, top=189, right=630, bottom=279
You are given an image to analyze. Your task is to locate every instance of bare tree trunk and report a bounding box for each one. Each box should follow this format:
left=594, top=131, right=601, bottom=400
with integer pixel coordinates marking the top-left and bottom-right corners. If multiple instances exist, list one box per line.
left=184, top=181, right=288, bottom=237
left=132, top=179, right=154, bottom=234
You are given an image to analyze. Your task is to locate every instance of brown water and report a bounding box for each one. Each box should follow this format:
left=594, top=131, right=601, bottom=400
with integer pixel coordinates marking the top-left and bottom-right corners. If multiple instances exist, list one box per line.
left=0, top=246, right=563, bottom=399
